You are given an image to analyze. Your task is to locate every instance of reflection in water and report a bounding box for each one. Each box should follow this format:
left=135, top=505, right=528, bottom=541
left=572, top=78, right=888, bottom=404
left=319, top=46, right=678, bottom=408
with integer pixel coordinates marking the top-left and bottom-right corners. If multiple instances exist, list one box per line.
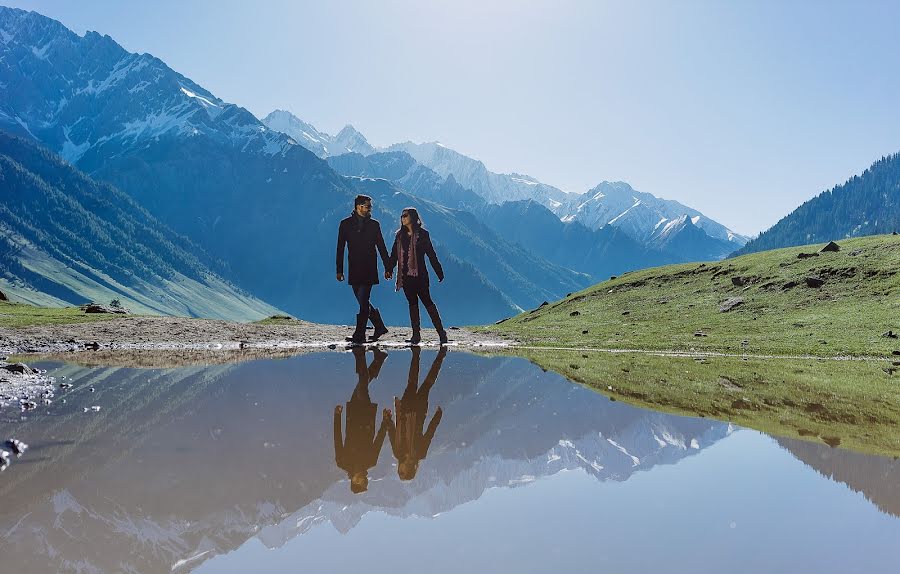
left=334, top=348, right=390, bottom=493
left=387, top=346, right=445, bottom=481
left=0, top=351, right=897, bottom=573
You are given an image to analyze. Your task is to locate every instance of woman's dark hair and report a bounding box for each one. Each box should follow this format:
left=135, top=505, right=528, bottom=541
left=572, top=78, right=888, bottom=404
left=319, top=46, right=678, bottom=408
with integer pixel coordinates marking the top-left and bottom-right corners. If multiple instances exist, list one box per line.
left=398, top=207, right=423, bottom=233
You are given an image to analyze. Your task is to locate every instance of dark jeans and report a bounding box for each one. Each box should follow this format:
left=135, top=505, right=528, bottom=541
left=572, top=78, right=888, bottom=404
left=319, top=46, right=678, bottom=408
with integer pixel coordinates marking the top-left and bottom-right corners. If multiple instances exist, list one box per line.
left=402, top=276, right=434, bottom=308
left=351, top=284, right=373, bottom=315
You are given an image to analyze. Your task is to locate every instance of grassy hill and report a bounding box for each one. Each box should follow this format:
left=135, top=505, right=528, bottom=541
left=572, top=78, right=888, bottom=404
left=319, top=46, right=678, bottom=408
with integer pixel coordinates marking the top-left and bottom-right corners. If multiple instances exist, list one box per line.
left=0, top=131, right=280, bottom=321
left=479, top=234, right=900, bottom=358
left=476, top=234, right=900, bottom=456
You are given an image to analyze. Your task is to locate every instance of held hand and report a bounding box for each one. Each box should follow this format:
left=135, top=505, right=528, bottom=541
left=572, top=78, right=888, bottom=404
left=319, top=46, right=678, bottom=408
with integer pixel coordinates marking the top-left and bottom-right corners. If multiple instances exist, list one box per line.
left=384, top=271, right=393, bottom=280
left=438, top=276, right=444, bottom=283
left=435, top=406, right=443, bottom=415
left=336, top=273, right=344, bottom=282
left=335, top=405, right=343, bottom=415
left=383, top=408, right=393, bottom=419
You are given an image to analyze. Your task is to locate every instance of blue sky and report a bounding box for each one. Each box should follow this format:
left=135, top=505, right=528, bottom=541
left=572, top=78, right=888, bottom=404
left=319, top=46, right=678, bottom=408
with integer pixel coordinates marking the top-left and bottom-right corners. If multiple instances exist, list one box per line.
left=9, top=0, right=900, bottom=235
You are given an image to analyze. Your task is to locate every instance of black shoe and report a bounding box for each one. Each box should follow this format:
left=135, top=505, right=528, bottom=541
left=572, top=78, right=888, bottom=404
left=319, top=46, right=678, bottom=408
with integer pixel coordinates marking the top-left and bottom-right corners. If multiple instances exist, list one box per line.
left=368, top=307, right=389, bottom=342
left=405, top=304, right=421, bottom=345
left=425, top=304, right=448, bottom=344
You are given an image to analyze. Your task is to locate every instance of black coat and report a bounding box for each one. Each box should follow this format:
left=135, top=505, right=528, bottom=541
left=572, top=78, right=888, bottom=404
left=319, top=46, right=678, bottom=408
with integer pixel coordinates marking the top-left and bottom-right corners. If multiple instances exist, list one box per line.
left=336, top=214, right=390, bottom=286
left=388, top=228, right=444, bottom=285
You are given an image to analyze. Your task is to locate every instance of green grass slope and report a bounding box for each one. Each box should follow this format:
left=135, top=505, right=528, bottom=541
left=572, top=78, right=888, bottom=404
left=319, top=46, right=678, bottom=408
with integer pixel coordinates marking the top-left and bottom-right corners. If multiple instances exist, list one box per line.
left=479, top=234, right=900, bottom=358
left=477, top=234, right=900, bottom=456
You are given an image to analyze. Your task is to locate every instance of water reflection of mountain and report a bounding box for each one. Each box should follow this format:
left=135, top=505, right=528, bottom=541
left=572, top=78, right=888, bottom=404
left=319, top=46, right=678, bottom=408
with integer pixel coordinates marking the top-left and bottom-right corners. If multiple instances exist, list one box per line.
left=1, top=352, right=729, bottom=573
left=776, top=437, right=900, bottom=518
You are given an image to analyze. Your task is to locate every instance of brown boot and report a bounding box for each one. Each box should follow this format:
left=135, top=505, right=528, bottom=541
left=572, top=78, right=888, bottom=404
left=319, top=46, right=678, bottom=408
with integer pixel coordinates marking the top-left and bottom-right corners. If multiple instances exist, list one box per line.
left=406, top=304, right=421, bottom=345
left=425, top=304, right=448, bottom=344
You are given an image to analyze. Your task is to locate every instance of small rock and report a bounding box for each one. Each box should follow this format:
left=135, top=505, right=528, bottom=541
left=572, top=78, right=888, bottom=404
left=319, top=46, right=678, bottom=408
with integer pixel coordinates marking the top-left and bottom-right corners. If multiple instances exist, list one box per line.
left=849, top=249, right=863, bottom=256
left=327, top=344, right=337, bottom=350
left=539, top=301, right=549, bottom=308
left=622, top=310, right=630, bottom=316
left=609, top=276, right=617, bottom=280
left=805, top=276, right=825, bottom=288
left=881, top=330, right=898, bottom=339
left=6, top=439, right=28, bottom=456
left=0, top=450, right=10, bottom=469
left=59, top=382, right=72, bottom=389
left=89, top=386, right=95, bottom=392
left=83, top=405, right=102, bottom=413
left=893, top=350, right=900, bottom=356
left=0, top=288, right=7, bottom=301
left=719, top=297, right=744, bottom=312
left=581, top=330, right=589, bottom=334
left=731, top=276, right=748, bottom=286
left=569, top=311, right=581, bottom=317
left=893, top=231, right=898, bottom=236
left=449, top=326, right=460, bottom=330
left=782, top=280, right=799, bottom=290
left=820, top=241, right=840, bottom=252
left=20, top=400, right=37, bottom=412
left=694, top=331, right=707, bottom=337
left=2, top=363, right=36, bottom=375
left=797, top=252, right=818, bottom=259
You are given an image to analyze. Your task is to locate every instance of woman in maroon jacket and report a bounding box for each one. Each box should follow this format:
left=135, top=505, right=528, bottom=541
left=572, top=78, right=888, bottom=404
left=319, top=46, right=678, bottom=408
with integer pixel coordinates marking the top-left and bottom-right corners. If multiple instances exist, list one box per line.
left=387, top=207, right=448, bottom=345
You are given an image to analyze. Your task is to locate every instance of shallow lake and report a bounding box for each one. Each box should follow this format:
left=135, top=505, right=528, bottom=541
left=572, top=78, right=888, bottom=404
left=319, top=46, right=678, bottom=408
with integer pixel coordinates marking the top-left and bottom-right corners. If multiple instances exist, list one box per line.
left=1, top=349, right=898, bottom=573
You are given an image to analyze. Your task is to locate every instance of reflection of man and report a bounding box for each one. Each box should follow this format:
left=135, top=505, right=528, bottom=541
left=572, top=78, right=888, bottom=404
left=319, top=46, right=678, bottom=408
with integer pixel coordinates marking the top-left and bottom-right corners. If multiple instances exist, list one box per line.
left=386, top=347, right=446, bottom=481
left=336, top=194, right=392, bottom=345
left=334, top=347, right=390, bottom=493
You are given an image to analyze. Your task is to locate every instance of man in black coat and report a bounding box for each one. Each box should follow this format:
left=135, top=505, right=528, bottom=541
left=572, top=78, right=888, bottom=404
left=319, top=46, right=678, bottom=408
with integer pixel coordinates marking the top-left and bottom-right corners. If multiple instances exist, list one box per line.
left=336, top=195, right=392, bottom=344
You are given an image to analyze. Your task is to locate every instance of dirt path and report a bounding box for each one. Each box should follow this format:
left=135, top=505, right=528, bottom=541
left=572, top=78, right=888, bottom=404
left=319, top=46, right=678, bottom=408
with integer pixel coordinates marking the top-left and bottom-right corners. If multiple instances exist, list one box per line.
left=0, top=316, right=512, bottom=355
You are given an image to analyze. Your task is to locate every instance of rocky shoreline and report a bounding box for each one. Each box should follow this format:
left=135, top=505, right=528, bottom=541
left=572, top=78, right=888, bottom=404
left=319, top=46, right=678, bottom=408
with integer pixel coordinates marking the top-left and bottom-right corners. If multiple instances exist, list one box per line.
left=0, top=315, right=512, bottom=356
left=0, top=316, right=513, bottom=413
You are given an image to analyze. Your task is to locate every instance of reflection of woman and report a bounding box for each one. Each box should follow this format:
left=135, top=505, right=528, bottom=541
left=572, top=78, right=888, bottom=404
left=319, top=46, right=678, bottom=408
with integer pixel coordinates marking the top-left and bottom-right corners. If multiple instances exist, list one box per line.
left=386, top=347, right=446, bottom=480
left=387, top=207, right=447, bottom=345
left=334, top=347, right=390, bottom=493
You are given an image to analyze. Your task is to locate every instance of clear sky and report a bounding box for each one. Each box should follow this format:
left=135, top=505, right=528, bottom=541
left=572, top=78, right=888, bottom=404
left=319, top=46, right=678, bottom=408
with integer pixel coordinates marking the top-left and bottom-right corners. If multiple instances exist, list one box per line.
left=9, top=0, right=900, bottom=235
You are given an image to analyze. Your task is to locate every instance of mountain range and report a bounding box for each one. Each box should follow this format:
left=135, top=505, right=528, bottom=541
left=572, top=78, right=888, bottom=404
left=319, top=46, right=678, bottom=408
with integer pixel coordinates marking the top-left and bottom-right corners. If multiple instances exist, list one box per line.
left=264, top=111, right=749, bottom=262
left=0, top=6, right=595, bottom=324
left=6, top=6, right=897, bottom=324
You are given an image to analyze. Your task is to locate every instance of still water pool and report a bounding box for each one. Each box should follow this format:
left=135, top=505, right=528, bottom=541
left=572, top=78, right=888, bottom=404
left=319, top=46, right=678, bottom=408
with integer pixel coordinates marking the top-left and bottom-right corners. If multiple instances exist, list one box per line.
left=1, top=349, right=898, bottom=573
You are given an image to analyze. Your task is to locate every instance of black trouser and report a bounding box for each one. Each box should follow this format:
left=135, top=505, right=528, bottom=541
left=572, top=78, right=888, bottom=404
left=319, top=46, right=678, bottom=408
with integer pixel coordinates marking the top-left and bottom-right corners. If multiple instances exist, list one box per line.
left=402, top=276, right=434, bottom=308
left=351, top=284, right=373, bottom=316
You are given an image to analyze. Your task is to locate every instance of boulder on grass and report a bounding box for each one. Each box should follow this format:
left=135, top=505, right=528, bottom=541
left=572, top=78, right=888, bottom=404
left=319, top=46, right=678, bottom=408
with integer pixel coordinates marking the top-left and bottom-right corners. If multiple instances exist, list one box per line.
left=719, top=297, right=744, bottom=312
left=805, top=276, right=825, bottom=288
left=0, top=288, right=7, bottom=301
left=820, top=241, right=841, bottom=252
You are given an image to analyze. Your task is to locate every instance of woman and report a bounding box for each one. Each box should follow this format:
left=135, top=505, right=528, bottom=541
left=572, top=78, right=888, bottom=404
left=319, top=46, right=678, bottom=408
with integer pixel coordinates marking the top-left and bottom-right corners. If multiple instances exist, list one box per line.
left=387, top=207, right=448, bottom=344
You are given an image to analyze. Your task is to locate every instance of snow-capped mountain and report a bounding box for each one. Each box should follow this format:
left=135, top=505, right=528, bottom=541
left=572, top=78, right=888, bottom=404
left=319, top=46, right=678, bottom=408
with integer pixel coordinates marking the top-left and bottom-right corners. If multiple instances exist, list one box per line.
left=386, top=140, right=572, bottom=207
left=560, top=181, right=749, bottom=259
left=261, top=109, right=375, bottom=157
left=1, top=7, right=594, bottom=324
left=0, top=7, right=292, bottom=170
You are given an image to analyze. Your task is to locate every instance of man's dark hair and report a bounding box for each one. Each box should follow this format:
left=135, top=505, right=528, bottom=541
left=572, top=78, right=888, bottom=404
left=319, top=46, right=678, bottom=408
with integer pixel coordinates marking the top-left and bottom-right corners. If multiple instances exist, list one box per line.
left=354, top=195, right=372, bottom=207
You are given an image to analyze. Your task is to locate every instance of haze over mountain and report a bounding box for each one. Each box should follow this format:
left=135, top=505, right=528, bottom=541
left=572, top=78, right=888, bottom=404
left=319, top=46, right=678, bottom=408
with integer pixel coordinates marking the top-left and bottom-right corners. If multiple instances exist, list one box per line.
left=734, top=152, right=900, bottom=256
left=0, top=131, right=278, bottom=319
left=0, top=7, right=591, bottom=323
left=268, top=110, right=748, bottom=262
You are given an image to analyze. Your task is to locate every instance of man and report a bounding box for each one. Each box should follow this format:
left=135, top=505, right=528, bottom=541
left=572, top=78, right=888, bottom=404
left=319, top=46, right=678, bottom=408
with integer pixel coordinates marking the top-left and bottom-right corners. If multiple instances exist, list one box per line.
left=336, top=194, right=392, bottom=344
left=334, top=347, right=390, bottom=493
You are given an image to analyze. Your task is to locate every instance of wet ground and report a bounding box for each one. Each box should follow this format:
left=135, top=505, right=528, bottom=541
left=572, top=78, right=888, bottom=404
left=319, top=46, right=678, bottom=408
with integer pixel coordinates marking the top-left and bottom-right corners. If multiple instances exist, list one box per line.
left=1, top=349, right=898, bottom=573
